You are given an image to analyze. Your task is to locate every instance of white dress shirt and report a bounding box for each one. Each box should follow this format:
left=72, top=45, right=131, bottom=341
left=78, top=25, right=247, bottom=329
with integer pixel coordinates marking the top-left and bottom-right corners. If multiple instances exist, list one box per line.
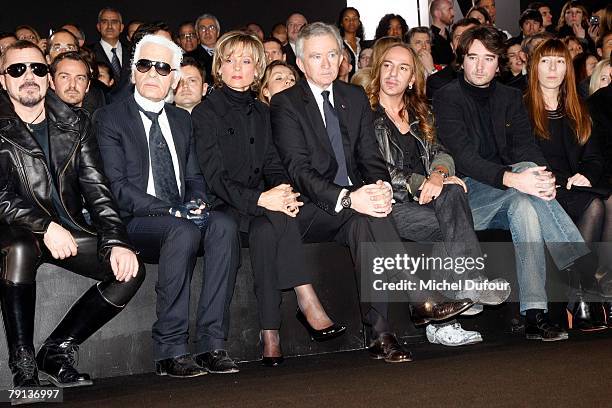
left=100, top=39, right=123, bottom=66
left=134, top=90, right=182, bottom=197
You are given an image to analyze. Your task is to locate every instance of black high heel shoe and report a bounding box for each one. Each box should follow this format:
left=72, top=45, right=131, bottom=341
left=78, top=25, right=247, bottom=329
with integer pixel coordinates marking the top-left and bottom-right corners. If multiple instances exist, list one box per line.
left=259, top=331, right=284, bottom=367
left=296, top=309, right=346, bottom=341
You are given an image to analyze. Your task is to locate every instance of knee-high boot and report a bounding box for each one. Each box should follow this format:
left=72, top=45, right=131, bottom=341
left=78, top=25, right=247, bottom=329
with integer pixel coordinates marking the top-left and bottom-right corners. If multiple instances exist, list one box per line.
left=36, top=283, right=124, bottom=387
left=0, top=279, right=40, bottom=388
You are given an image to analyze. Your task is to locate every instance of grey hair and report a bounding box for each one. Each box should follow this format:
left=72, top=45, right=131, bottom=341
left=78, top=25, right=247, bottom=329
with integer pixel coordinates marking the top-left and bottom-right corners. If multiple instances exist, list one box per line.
left=195, top=13, right=221, bottom=33
left=295, top=22, right=343, bottom=60
left=97, top=7, right=123, bottom=24
left=132, top=34, right=184, bottom=79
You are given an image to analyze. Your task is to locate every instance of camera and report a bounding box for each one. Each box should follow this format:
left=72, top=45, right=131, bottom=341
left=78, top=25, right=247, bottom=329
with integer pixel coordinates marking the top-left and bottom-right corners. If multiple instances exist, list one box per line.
left=590, top=15, right=600, bottom=26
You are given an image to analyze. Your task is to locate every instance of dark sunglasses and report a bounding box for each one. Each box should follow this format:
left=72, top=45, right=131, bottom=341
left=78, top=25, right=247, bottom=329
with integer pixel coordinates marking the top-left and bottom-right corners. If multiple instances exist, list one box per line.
left=3, top=62, right=49, bottom=78
left=135, top=59, right=176, bottom=76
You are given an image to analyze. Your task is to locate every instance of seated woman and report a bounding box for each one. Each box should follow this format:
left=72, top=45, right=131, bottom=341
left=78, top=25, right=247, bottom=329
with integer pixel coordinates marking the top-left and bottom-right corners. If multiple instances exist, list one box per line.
left=366, top=42, right=510, bottom=346
left=258, top=60, right=298, bottom=105
left=191, top=31, right=345, bottom=366
left=588, top=58, right=611, bottom=96
left=525, top=38, right=612, bottom=330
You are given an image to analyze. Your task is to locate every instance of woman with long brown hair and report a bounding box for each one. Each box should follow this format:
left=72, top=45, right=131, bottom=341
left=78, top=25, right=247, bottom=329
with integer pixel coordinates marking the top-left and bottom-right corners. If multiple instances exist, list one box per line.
left=366, top=42, right=509, bottom=346
left=556, top=1, right=597, bottom=53
left=525, top=38, right=612, bottom=330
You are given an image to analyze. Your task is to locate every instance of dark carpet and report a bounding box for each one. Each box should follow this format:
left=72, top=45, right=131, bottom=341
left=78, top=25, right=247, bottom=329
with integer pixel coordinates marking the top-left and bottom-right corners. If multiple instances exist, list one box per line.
left=48, top=331, right=612, bottom=408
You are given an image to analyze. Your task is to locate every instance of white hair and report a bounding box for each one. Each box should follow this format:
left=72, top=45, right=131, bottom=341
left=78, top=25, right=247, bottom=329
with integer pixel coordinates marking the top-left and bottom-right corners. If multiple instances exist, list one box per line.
left=132, top=34, right=184, bottom=79
left=295, top=22, right=343, bottom=60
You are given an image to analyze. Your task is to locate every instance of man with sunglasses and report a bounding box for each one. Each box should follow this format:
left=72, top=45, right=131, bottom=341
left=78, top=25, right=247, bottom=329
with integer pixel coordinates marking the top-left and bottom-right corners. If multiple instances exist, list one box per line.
left=0, top=40, right=144, bottom=395
left=95, top=34, right=240, bottom=377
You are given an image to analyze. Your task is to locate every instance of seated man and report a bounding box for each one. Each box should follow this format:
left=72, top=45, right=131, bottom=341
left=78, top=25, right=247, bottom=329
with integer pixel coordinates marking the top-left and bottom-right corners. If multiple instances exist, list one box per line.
left=95, top=34, right=239, bottom=377
left=271, top=22, right=474, bottom=363
left=0, top=41, right=144, bottom=395
left=433, top=26, right=595, bottom=341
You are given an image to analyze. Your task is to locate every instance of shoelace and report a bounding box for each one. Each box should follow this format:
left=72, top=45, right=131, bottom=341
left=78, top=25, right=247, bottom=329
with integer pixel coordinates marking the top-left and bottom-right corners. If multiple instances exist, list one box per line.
left=15, top=350, right=37, bottom=378
left=60, top=343, right=80, bottom=368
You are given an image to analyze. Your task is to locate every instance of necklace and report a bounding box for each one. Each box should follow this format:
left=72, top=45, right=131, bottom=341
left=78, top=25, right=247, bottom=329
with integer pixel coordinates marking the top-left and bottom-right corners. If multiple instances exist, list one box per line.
left=383, top=107, right=408, bottom=131
left=25, top=108, right=45, bottom=132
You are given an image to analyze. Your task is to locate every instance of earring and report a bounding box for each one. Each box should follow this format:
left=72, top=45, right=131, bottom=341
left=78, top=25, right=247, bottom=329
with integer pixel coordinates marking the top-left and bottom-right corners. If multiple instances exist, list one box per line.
left=408, top=84, right=413, bottom=90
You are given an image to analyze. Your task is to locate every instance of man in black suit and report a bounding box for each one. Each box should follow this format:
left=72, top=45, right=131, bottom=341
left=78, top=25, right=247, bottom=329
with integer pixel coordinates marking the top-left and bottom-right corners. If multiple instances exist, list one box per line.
left=91, top=7, right=131, bottom=95
left=95, top=34, right=240, bottom=377
left=283, top=13, right=307, bottom=72
left=270, top=22, right=473, bottom=363
left=184, top=13, right=219, bottom=85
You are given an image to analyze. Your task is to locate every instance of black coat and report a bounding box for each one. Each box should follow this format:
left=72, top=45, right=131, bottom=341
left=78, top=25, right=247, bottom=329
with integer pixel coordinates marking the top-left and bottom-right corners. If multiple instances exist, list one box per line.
left=94, top=96, right=207, bottom=220
left=433, top=74, right=548, bottom=189
left=191, top=86, right=288, bottom=221
left=0, top=91, right=131, bottom=255
left=270, top=79, right=391, bottom=214
left=587, top=84, right=612, bottom=183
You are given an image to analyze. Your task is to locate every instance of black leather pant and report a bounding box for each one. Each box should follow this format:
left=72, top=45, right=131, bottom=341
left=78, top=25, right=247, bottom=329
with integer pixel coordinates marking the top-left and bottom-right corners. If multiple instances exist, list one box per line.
left=0, top=226, right=144, bottom=307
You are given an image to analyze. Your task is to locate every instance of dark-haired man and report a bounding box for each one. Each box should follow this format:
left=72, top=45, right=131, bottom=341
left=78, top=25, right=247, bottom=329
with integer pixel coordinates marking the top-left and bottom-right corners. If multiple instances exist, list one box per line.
left=177, top=21, right=198, bottom=53
left=0, top=41, right=144, bottom=396
left=46, top=29, right=79, bottom=63
left=434, top=25, right=595, bottom=342
left=426, top=18, right=481, bottom=101
left=50, top=51, right=90, bottom=108
left=511, top=9, right=543, bottom=44
left=263, top=37, right=286, bottom=63
left=174, top=57, right=208, bottom=112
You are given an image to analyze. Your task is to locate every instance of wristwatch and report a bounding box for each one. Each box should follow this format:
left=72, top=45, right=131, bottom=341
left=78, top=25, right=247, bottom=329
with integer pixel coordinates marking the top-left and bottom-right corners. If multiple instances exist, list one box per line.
left=340, top=190, right=352, bottom=209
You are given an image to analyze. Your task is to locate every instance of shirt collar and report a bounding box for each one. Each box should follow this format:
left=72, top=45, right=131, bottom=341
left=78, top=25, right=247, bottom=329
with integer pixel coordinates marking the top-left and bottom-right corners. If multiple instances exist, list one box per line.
left=306, top=80, right=334, bottom=105
left=100, top=39, right=121, bottom=53
left=134, top=88, right=166, bottom=113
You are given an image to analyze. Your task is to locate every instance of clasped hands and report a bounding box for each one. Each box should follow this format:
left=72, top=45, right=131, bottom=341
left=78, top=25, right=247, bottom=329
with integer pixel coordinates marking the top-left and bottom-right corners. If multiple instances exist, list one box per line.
left=43, top=222, right=139, bottom=282
left=258, top=184, right=303, bottom=217
left=350, top=180, right=394, bottom=217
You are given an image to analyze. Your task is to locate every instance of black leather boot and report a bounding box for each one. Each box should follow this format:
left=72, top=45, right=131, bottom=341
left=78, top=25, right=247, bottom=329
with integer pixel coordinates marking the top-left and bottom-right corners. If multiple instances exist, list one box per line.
left=566, top=268, right=607, bottom=332
left=0, top=280, right=41, bottom=388
left=37, top=283, right=123, bottom=388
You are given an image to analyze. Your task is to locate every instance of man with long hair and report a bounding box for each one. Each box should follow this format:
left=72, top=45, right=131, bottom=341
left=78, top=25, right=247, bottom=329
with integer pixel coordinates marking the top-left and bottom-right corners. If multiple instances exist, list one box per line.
left=366, top=42, right=509, bottom=346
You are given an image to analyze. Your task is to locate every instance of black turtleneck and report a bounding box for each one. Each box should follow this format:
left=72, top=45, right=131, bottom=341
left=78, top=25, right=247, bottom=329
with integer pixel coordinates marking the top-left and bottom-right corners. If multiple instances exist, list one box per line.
left=458, top=74, right=501, bottom=165
left=221, top=85, right=255, bottom=114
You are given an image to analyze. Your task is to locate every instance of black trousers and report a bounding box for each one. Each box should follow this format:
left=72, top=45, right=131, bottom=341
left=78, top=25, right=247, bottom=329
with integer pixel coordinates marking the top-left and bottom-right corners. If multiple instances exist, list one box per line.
left=223, top=209, right=310, bottom=330
left=392, top=184, right=485, bottom=284
left=0, top=226, right=144, bottom=306
left=126, top=211, right=239, bottom=360
left=296, top=203, right=407, bottom=337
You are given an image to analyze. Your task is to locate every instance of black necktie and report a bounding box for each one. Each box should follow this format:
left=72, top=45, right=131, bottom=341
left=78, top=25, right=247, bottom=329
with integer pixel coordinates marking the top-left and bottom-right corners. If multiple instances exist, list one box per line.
left=110, top=47, right=121, bottom=79
left=321, top=90, right=349, bottom=186
left=137, top=106, right=181, bottom=206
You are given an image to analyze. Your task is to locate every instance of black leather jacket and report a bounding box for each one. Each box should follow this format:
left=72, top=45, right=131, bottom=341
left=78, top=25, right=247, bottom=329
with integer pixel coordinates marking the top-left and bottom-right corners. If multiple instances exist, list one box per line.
left=373, top=107, right=455, bottom=203
left=0, top=91, right=132, bottom=257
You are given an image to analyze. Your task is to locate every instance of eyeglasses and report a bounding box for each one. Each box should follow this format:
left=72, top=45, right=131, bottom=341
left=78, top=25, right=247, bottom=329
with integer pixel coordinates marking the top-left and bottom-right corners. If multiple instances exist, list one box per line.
left=135, top=59, right=176, bottom=76
left=179, top=33, right=197, bottom=40
left=2, top=62, right=49, bottom=78
left=50, top=43, right=78, bottom=53
left=198, top=25, right=218, bottom=33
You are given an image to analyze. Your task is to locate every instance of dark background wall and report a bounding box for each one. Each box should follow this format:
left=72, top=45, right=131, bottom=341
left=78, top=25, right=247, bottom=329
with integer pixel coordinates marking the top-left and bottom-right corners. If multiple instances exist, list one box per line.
left=0, top=0, right=346, bottom=44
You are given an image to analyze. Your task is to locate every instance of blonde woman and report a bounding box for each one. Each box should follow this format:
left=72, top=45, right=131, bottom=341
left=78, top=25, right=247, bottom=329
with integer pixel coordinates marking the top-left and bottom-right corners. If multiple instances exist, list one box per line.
left=258, top=60, right=298, bottom=104
left=192, top=31, right=345, bottom=368
left=589, top=58, right=611, bottom=95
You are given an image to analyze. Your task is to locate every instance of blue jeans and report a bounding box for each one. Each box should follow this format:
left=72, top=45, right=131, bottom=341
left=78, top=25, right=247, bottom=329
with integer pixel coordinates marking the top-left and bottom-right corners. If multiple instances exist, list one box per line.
left=464, top=162, right=590, bottom=313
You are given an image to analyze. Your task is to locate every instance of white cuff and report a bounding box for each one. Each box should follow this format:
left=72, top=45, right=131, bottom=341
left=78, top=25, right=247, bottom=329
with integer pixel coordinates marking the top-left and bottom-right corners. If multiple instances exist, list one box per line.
left=335, top=188, right=349, bottom=213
